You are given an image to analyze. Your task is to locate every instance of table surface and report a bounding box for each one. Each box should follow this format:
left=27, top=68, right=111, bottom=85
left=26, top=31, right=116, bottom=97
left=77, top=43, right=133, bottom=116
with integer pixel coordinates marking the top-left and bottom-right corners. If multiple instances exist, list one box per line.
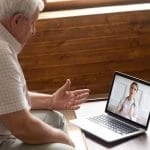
left=75, top=100, right=150, bottom=150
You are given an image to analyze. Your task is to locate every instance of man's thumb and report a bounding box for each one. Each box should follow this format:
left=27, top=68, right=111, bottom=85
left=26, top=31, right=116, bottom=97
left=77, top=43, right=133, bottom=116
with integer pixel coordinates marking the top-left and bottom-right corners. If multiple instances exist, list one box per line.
left=61, top=79, right=71, bottom=91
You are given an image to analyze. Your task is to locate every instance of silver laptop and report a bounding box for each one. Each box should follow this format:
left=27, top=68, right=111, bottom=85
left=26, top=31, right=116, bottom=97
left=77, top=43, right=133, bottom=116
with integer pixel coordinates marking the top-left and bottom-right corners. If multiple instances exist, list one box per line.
left=70, top=71, right=150, bottom=143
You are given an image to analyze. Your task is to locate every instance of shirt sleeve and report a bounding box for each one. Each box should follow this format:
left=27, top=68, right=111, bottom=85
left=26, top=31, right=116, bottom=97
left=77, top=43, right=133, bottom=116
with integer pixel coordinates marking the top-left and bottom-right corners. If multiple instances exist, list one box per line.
left=0, top=44, right=30, bottom=115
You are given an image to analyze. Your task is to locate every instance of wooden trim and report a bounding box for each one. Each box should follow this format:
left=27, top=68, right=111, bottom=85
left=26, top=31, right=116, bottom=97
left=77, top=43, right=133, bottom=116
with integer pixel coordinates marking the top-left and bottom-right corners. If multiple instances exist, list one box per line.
left=44, top=0, right=150, bottom=11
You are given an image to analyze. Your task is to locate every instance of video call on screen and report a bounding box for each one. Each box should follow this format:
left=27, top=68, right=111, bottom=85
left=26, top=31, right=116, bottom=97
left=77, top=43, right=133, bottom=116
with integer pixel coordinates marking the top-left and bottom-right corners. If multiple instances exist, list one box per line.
left=107, top=75, right=150, bottom=126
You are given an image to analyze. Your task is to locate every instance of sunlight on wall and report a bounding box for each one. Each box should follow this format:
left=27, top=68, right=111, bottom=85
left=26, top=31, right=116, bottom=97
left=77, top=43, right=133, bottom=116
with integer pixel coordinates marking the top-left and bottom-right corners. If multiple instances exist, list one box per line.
left=47, top=0, right=72, bottom=2
left=39, top=3, right=150, bottom=19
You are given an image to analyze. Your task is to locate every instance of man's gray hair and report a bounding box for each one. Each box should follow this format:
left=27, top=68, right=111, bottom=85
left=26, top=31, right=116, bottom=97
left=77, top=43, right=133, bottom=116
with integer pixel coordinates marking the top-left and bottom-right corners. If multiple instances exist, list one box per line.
left=0, top=0, right=44, bottom=20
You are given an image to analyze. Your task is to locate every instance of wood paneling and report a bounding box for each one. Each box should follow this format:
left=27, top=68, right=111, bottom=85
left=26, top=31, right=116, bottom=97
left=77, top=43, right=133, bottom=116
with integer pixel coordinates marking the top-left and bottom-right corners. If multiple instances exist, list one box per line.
left=19, top=10, right=150, bottom=95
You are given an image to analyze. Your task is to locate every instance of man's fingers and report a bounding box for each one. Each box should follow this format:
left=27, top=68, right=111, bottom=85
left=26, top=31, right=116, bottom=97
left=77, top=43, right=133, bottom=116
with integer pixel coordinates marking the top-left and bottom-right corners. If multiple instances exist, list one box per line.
left=66, top=101, right=80, bottom=110
left=70, top=105, right=80, bottom=110
left=67, top=91, right=89, bottom=101
left=72, top=89, right=90, bottom=95
left=65, top=88, right=90, bottom=110
left=67, top=98, right=87, bottom=109
left=67, top=103, right=80, bottom=110
left=76, top=92, right=89, bottom=100
left=74, top=98, right=87, bottom=106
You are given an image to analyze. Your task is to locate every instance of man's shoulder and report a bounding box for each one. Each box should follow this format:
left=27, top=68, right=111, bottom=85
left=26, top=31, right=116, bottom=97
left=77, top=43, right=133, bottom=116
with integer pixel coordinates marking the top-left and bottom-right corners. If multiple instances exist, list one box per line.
left=0, top=39, right=9, bottom=47
left=0, top=39, right=15, bottom=71
left=0, top=39, right=10, bottom=55
left=0, top=39, right=13, bottom=60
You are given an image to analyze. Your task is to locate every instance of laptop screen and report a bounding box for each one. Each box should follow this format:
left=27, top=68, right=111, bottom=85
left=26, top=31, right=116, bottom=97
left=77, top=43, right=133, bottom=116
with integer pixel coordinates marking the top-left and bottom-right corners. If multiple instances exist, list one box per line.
left=106, top=72, right=150, bottom=128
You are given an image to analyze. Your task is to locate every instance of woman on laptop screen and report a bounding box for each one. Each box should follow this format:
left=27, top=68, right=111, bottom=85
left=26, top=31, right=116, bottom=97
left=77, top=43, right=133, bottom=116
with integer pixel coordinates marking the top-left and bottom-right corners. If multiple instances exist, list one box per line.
left=117, top=82, right=138, bottom=121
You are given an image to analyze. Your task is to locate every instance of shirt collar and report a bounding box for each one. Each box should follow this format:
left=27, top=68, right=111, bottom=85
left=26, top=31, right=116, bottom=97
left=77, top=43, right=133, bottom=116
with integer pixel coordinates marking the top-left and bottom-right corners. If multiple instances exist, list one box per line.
left=0, top=23, right=22, bottom=55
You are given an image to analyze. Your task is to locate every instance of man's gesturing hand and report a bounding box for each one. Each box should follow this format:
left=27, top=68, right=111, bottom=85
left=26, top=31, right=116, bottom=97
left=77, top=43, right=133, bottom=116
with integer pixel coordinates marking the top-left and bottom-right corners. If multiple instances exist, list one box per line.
left=51, top=79, right=90, bottom=110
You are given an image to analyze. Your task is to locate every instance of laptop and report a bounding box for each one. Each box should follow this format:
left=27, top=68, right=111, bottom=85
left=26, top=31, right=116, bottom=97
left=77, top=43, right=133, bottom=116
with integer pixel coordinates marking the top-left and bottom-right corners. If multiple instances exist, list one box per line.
left=70, top=71, right=150, bottom=143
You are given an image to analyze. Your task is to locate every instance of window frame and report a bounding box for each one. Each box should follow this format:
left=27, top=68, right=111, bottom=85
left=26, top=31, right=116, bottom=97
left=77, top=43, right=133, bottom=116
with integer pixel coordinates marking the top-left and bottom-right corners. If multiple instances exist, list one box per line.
left=43, top=0, right=150, bottom=11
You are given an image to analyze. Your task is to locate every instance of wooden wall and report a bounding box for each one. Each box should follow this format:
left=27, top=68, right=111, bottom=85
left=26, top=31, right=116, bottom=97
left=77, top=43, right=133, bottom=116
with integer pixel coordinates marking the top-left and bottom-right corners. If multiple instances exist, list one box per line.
left=19, top=10, right=150, bottom=95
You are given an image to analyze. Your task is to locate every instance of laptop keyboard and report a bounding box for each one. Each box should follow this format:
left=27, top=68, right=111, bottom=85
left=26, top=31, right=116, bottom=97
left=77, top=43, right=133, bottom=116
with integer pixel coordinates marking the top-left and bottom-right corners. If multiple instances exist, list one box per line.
left=88, top=114, right=138, bottom=135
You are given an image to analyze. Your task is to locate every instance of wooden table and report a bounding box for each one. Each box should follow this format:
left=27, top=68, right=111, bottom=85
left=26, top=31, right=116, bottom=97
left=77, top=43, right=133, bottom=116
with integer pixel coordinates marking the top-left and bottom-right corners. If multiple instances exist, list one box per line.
left=75, top=100, right=150, bottom=150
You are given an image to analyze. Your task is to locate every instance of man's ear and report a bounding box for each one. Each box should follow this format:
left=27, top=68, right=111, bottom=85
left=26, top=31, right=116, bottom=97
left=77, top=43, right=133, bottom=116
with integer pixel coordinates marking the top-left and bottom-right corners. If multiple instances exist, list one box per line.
left=11, top=13, right=24, bottom=28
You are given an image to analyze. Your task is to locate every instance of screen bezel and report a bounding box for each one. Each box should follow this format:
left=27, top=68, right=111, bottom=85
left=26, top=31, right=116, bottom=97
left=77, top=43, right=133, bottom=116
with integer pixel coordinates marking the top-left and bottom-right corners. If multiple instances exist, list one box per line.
left=105, top=71, right=150, bottom=130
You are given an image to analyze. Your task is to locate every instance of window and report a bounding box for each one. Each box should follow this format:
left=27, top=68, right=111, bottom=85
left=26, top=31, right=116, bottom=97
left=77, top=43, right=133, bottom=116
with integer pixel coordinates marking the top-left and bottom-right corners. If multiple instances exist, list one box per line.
left=43, top=0, right=150, bottom=11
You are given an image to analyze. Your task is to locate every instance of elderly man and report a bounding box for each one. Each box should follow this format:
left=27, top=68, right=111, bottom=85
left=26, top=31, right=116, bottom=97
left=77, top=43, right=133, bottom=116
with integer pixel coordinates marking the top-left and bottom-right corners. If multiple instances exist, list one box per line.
left=0, top=0, right=90, bottom=150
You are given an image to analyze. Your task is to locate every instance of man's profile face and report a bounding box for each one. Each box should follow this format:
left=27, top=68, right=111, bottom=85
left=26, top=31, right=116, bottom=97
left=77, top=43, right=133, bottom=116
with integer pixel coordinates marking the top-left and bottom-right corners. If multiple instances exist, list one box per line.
left=13, top=8, right=39, bottom=45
